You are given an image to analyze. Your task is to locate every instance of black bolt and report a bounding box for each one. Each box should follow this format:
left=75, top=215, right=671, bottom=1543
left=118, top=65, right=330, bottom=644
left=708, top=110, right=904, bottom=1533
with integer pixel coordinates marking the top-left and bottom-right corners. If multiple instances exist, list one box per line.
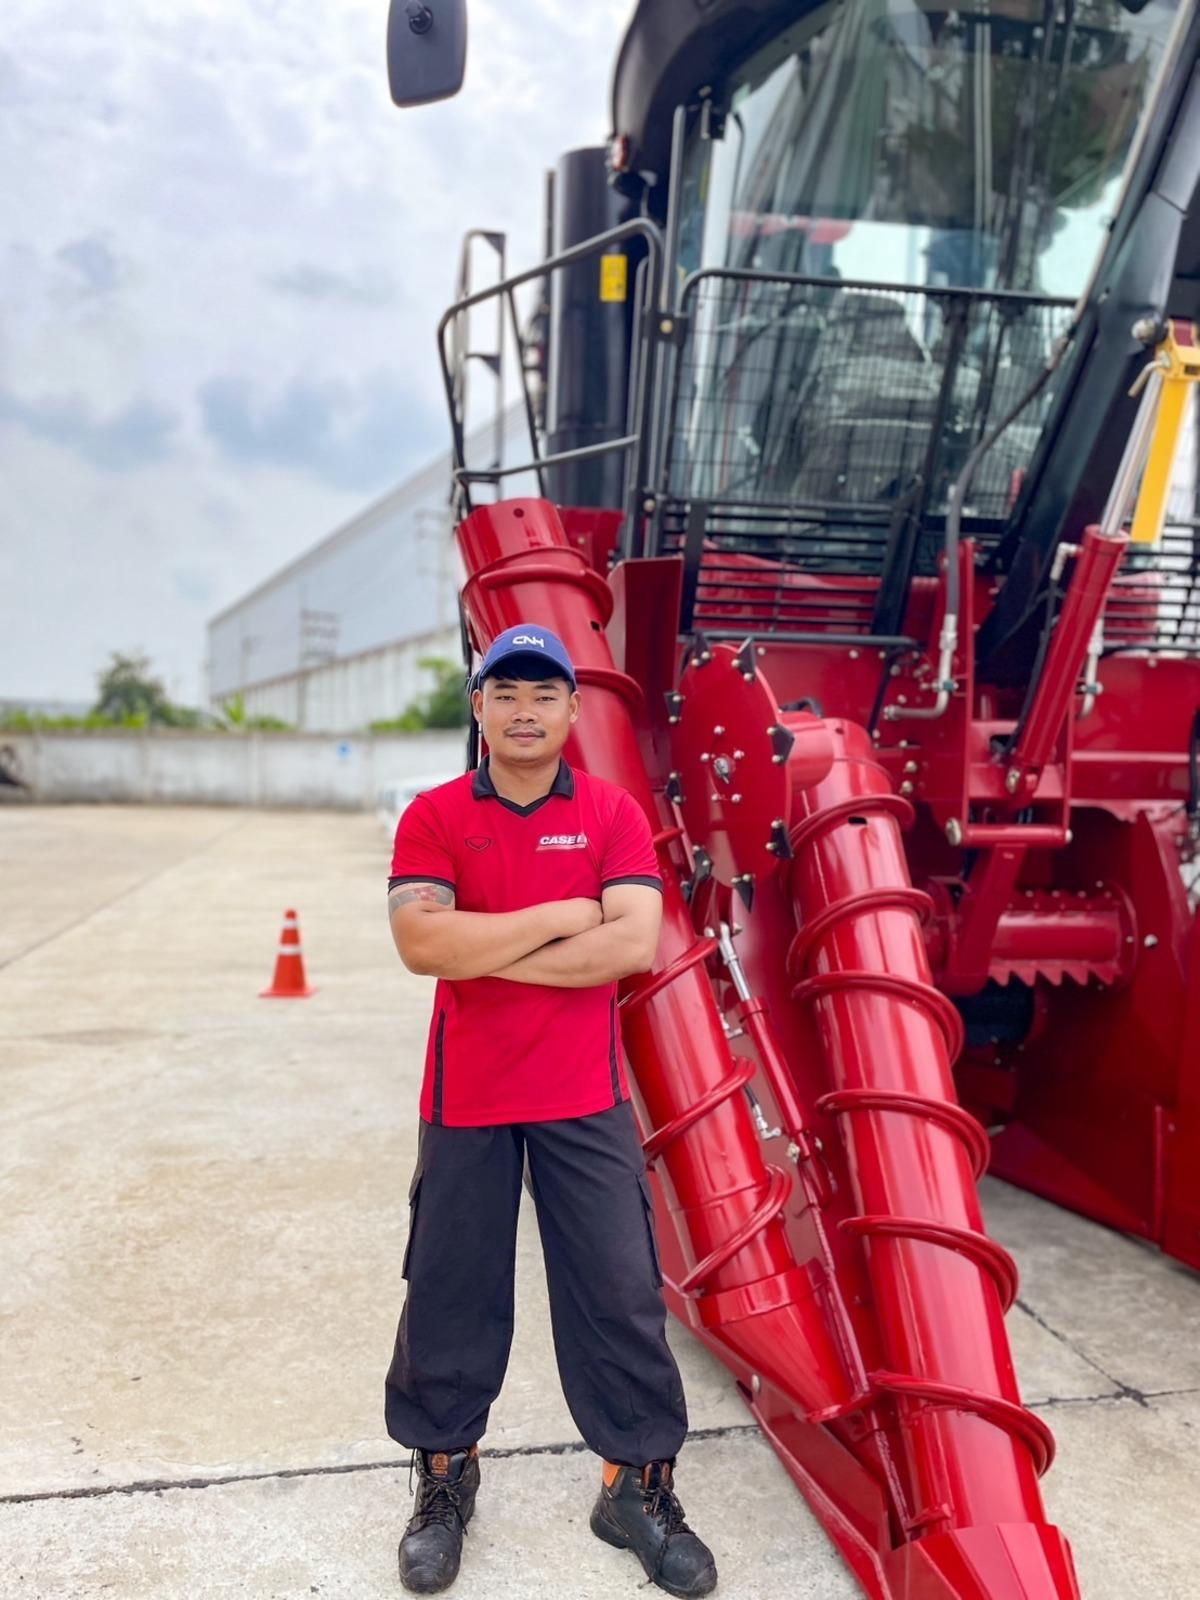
left=407, top=2, right=434, bottom=33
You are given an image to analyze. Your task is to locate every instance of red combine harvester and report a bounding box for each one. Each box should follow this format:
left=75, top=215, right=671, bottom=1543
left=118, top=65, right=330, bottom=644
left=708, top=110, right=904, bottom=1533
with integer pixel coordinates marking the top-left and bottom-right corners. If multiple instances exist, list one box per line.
left=388, top=4, right=1200, bottom=1595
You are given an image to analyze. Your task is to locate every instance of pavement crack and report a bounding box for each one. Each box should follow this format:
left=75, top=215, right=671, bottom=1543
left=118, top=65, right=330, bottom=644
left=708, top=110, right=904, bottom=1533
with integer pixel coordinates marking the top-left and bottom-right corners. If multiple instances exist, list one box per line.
left=1014, top=1295, right=1135, bottom=1399
left=0, top=1424, right=763, bottom=1505
left=1029, top=1384, right=1200, bottom=1411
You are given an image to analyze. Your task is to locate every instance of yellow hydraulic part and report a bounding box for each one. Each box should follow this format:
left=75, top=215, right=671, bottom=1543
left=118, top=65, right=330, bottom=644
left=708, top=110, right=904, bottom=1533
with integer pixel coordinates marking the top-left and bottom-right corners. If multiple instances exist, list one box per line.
left=1128, top=319, right=1200, bottom=545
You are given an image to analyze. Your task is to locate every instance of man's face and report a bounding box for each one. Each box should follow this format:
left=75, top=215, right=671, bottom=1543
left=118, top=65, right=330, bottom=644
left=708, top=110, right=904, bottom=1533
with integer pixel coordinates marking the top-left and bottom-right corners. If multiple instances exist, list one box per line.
left=472, top=667, right=579, bottom=765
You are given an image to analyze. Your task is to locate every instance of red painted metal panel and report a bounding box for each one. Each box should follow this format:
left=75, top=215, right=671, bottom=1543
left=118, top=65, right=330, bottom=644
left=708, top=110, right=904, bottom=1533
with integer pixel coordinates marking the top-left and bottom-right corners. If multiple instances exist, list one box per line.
left=1163, top=902, right=1200, bottom=1263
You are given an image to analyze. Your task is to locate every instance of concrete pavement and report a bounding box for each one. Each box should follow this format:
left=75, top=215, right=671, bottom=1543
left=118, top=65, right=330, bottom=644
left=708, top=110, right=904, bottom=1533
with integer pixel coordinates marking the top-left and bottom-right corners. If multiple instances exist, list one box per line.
left=1, top=805, right=1197, bottom=1598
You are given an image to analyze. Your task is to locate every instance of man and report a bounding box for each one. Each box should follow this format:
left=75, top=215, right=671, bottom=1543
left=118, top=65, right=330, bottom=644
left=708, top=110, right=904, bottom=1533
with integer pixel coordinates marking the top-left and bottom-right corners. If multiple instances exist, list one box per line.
left=384, top=621, right=717, bottom=1599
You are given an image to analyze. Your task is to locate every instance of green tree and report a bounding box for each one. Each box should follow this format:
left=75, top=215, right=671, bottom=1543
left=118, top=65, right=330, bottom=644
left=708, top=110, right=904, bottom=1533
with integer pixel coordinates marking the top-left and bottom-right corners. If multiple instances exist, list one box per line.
left=217, top=692, right=291, bottom=732
left=92, top=652, right=176, bottom=725
left=371, top=656, right=468, bottom=732
left=220, top=692, right=247, bottom=727
left=0, top=654, right=218, bottom=731
left=418, top=655, right=470, bottom=729
left=86, top=652, right=220, bottom=728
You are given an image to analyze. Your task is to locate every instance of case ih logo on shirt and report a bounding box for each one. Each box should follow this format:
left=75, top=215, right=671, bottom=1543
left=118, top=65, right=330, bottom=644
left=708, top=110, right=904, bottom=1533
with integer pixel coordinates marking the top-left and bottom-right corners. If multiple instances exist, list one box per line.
left=537, top=832, right=589, bottom=850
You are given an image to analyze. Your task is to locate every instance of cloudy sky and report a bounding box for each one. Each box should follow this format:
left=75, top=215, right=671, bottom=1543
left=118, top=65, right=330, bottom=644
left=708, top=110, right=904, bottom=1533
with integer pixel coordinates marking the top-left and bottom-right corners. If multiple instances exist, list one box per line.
left=0, top=0, right=631, bottom=705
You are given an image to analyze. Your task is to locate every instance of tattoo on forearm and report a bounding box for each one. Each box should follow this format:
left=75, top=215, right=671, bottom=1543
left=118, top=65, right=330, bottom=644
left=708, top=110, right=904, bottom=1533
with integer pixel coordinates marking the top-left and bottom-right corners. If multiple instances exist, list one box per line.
left=388, top=882, right=454, bottom=914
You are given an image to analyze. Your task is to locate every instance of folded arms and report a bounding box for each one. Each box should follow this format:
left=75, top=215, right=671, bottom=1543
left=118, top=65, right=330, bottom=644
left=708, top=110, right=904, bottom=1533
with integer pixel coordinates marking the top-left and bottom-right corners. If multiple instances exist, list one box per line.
left=387, top=880, right=661, bottom=988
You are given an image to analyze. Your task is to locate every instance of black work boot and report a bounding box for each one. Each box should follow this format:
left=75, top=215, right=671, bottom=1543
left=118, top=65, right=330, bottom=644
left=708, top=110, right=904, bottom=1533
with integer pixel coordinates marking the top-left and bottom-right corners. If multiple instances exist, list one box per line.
left=397, top=1444, right=480, bottom=1594
left=590, top=1458, right=717, bottom=1597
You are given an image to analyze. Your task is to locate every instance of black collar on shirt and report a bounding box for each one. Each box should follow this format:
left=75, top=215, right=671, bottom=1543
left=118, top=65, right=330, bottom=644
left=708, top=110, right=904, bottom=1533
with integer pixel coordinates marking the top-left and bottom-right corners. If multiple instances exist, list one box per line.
left=471, top=752, right=575, bottom=817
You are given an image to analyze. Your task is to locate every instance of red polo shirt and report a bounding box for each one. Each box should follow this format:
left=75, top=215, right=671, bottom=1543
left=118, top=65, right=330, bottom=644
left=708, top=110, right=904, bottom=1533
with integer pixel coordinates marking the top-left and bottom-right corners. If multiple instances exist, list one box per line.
left=388, top=754, right=662, bottom=1126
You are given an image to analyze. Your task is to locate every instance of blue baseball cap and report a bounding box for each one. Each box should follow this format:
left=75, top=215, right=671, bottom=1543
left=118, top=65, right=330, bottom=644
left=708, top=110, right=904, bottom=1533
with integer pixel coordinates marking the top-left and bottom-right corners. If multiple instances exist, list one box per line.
left=475, top=623, right=576, bottom=691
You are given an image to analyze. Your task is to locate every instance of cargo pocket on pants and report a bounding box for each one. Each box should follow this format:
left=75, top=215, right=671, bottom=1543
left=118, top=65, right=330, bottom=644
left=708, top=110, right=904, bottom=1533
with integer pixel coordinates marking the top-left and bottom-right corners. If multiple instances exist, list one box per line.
left=401, top=1162, right=423, bottom=1280
left=637, top=1169, right=664, bottom=1289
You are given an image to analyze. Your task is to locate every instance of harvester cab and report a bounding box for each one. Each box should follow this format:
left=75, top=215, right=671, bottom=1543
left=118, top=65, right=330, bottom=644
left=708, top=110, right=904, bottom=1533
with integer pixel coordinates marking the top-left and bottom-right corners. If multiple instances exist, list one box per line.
left=387, top=3, right=1200, bottom=1597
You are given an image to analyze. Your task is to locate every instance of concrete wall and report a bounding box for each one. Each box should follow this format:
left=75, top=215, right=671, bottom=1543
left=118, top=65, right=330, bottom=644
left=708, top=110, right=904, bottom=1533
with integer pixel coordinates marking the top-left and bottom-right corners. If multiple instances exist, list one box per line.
left=0, top=729, right=467, bottom=811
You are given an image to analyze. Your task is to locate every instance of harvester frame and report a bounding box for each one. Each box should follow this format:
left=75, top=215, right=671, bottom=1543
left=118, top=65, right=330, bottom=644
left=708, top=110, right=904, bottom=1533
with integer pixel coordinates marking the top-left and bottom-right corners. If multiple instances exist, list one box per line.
left=390, top=3, right=1200, bottom=1594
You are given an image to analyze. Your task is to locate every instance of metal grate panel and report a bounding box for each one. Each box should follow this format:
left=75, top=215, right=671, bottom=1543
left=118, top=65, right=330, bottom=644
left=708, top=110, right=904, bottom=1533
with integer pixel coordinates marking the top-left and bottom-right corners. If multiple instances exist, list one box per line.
left=660, top=499, right=893, bottom=639
left=1105, top=514, right=1200, bottom=655
left=665, top=272, right=1075, bottom=527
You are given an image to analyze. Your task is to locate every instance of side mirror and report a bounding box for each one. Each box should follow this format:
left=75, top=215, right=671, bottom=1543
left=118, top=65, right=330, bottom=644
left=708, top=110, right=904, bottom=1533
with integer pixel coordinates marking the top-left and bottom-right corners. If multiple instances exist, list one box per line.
left=386, top=0, right=467, bottom=107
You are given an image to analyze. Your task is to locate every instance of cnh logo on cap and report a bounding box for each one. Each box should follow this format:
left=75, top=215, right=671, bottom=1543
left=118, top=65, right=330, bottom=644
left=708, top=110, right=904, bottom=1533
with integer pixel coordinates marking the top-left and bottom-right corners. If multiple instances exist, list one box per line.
left=478, top=623, right=576, bottom=689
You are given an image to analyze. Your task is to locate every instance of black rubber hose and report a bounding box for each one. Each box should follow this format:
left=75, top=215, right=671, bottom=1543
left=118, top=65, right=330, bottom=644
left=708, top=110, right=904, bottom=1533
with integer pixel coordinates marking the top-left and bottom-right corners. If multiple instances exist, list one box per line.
left=865, top=646, right=918, bottom=736
left=1001, top=569, right=1064, bottom=758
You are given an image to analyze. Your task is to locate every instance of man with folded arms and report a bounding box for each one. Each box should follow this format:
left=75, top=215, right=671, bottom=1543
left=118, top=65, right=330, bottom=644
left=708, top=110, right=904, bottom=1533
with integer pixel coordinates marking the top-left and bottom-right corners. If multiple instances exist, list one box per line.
left=384, top=623, right=717, bottom=1598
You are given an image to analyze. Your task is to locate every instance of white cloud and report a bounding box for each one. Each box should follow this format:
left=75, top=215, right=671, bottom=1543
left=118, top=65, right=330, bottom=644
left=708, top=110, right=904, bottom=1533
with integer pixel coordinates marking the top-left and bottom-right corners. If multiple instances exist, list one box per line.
left=0, top=386, right=179, bottom=468
left=0, top=0, right=632, bottom=703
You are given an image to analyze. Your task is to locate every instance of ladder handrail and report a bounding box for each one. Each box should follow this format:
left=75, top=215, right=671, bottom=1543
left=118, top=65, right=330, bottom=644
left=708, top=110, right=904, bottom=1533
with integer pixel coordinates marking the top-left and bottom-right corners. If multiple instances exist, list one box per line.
left=436, top=217, right=665, bottom=538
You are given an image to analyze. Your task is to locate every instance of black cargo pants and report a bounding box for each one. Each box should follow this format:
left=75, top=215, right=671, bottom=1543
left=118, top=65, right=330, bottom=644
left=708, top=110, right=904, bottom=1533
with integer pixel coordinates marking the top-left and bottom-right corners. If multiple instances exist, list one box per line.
left=384, top=1098, right=689, bottom=1466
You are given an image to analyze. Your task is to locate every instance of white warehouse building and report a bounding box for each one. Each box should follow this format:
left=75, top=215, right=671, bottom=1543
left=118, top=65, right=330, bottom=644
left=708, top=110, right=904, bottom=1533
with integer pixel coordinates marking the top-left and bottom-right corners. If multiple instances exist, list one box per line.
left=206, top=404, right=534, bottom=733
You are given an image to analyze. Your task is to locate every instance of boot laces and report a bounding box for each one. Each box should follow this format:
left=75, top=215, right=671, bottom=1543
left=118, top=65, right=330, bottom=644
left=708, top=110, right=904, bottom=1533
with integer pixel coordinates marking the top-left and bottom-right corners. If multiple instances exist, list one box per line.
left=645, top=1481, right=689, bottom=1537
left=637, top=1478, right=692, bottom=1589
left=406, top=1450, right=469, bottom=1537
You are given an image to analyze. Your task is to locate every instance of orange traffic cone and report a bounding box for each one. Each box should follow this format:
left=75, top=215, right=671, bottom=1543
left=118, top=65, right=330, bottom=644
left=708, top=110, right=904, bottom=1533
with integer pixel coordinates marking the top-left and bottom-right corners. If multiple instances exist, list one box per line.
left=260, top=908, right=316, bottom=998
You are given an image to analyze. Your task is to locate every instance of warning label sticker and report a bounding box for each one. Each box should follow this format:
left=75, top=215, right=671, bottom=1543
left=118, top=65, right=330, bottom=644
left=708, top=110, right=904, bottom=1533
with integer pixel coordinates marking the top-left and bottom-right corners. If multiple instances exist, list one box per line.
left=599, top=253, right=628, bottom=304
